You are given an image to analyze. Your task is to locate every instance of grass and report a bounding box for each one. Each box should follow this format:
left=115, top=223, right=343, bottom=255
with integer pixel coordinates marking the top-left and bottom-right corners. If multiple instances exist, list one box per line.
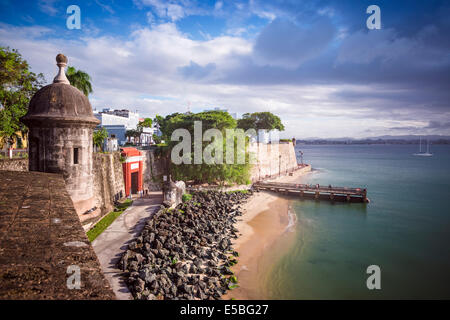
left=226, top=189, right=249, bottom=194
left=86, top=199, right=133, bottom=242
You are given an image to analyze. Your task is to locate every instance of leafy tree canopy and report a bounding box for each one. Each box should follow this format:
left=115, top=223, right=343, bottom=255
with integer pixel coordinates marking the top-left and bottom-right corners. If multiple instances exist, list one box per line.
left=153, top=113, right=180, bottom=142
left=0, top=47, right=45, bottom=147
left=66, top=66, right=93, bottom=97
left=138, top=117, right=153, bottom=128
left=154, top=110, right=250, bottom=185
left=165, top=110, right=236, bottom=139
left=237, top=112, right=285, bottom=131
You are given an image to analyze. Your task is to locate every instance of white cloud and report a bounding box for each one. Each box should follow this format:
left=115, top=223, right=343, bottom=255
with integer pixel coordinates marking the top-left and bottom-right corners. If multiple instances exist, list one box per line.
left=38, top=0, right=59, bottom=16
left=1, top=21, right=446, bottom=138
left=146, top=11, right=155, bottom=24
left=136, top=0, right=198, bottom=22
left=167, top=4, right=185, bottom=21
left=214, top=1, right=223, bottom=11
left=95, top=0, right=115, bottom=14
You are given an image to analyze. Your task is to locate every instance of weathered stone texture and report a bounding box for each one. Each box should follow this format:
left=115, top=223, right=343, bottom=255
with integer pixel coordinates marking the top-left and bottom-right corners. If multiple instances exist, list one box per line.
left=27, top=126, right=95, bottom=206
left=249, top=142, right=299, bottom=182
left=0, top=159, right=28, bottom=172
left=21, top=79, right=100, bottom=217
left=141, top=149, right=168, bottom=191
left=92, top=152, right=125, bottom=217
left=0, top=171, right=115, bottom=300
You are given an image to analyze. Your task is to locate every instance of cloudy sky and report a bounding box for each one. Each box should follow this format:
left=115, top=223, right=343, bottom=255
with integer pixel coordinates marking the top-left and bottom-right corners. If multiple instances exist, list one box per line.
left=1, top=0, right=449, bottom=138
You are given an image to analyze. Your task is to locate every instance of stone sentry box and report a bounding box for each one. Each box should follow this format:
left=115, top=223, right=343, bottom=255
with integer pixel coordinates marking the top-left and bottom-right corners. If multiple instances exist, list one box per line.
left=21, top=54, right=100, bottom=217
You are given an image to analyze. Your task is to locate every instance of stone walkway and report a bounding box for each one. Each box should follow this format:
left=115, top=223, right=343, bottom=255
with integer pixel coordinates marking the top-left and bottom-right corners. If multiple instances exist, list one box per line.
left=92, top=192, right=163, bottom=300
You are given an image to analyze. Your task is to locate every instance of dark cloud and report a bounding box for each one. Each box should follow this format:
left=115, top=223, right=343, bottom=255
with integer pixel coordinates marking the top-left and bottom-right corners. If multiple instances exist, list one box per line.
left=253, top=17, right=335, bottom=69
left=426, top=121, right=450, bottom=129
left=207, top=1, right=450, bottom=127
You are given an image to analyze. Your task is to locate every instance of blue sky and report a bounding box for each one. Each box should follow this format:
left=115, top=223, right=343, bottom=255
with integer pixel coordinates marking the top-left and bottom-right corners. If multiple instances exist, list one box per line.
left=1, top=0, right=449, bottom=138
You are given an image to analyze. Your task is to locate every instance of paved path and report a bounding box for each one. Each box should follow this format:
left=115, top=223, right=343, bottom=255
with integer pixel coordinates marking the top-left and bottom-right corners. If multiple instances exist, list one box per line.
left=92, top=192, right=163, bottom=300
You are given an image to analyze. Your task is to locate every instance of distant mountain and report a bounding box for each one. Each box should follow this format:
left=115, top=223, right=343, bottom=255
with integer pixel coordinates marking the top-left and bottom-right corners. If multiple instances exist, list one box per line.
left=302, top=137, right=355, bottom=142
left=365, top=135, right=450, bottom=141
left=295, top=135, right=450, bottom=145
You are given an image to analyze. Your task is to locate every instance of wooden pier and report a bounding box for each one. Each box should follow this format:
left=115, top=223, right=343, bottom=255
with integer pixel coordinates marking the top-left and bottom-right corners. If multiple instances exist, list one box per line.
left=253, top=181, right=369, bottom=203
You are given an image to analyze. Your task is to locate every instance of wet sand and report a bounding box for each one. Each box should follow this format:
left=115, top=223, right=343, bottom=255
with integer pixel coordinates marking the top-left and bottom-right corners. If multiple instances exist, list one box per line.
left=223, top=169, right=309, bottom=300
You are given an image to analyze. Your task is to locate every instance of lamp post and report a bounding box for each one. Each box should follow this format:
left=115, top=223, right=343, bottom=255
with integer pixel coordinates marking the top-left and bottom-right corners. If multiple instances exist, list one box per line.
left=257, top=158, right=261, bottom=182
left=298, top=150, right=304, bottom=166
left=279, top=154, right=281, bottom=177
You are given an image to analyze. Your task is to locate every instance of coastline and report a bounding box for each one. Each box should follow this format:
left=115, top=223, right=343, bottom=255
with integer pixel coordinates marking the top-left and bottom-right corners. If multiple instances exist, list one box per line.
left=223, top=168, right=310, bottom=300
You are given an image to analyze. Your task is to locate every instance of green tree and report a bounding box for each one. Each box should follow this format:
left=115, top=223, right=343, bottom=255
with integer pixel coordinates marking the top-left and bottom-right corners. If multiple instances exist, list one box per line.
left=159, top=110, right=251, bottom=185
left=153, top=113, right=180, bottom=142
left=0, top=47, right=45, bottom=148
left=138, top=117, right=152, bottom=129
left=237, top=112, right=285, bottom=131
left=66, top=66, right=93, bottom=96
left=93, top=127, right=108, bottom=152
left=152, top=133, right=162, bottom=144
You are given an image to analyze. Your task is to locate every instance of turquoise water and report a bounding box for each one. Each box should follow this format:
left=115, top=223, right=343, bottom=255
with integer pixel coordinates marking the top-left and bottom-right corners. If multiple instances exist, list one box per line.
left=266, top=144, right=450, bottom=299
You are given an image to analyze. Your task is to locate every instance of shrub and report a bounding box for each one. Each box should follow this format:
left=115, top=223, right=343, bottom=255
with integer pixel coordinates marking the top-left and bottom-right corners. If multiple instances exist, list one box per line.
left=182, top=193, right=193, bottom=202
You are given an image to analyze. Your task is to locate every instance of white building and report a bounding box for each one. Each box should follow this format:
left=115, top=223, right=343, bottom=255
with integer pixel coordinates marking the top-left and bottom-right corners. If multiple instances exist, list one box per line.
left=103, top=137, right=118, bottom=152
left=95, top=108, right=140, bottom=130
left=94, top=108, right=155, bottom=146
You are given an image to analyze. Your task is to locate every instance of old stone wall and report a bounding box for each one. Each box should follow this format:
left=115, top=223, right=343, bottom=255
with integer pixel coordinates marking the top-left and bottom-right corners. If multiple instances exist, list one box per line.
left=85, top=149, right=166, bottom=226
left=28, top=126, right=95, bottom=210
left=0, top=170, right=115, bottom=299
left=92, top=152, right=125, bottom=219
left=0, top=158, right=28, bottom=172
left=138, top=143, right=299, bottom=187
left=249, top=141, right=299, bottom=182
left=140, top=149, right=168, bottom=191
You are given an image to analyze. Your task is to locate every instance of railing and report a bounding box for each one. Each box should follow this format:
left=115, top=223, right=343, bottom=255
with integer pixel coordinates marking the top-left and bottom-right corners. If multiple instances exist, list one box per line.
left=0, top=148, right=28, bottom=159
left=254, top=181, right=366, bottom=196
left=253, top=181, right=369, bottom=203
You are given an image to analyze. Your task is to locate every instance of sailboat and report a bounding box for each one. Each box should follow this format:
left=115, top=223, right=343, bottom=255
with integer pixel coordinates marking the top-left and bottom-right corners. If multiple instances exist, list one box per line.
left=414, top=137, right=433, bottom=156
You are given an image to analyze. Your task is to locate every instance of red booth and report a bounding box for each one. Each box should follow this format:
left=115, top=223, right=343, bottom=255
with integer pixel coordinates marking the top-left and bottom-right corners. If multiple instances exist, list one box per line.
left=121, top=147, right=143, bottom=197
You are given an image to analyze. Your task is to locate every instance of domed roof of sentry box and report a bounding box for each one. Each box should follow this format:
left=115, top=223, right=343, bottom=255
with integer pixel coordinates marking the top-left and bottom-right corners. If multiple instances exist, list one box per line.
left=21, top=54, right=100, bottom=127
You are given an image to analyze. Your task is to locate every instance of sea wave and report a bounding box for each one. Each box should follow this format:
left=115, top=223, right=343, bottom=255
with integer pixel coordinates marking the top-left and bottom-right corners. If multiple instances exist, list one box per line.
left=285, top=206, right=297, bottom=232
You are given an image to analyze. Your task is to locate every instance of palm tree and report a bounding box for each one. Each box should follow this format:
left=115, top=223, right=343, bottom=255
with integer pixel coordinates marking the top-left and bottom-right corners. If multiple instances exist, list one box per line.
left=66, top=66, right=93, bottom=96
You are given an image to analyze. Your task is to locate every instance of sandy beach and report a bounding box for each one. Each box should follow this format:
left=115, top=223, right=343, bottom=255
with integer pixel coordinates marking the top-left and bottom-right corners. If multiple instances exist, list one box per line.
left=223, top=167, right=310, bottom=300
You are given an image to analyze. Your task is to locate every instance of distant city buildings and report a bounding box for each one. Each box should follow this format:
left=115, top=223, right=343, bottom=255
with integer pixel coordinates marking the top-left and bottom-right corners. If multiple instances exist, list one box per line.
left=94, top=108, right=157, bottom=147
left=95, top=108, right=140, bottom=129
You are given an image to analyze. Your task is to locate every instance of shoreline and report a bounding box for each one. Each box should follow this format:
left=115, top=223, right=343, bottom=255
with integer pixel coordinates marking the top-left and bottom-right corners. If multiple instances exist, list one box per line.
left=223, top=168, right=310, bottom=300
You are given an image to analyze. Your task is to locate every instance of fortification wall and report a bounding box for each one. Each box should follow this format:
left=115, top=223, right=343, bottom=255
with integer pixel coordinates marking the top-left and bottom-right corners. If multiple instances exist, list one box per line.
left=249, top=142, right=299, bottom=182
left=0, top=158, right=28, bottom=171
left=84, top=149, right=166, bottom=226
left=91, top=152, right=125, bottom=220
left=0, top=170, right=115, bottom=299
left=140, top=149, right=168, bottom=191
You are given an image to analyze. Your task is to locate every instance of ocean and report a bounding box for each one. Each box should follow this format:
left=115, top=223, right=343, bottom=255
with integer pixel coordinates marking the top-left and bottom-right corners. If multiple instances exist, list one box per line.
left=265, top=144, right=450, bottom=299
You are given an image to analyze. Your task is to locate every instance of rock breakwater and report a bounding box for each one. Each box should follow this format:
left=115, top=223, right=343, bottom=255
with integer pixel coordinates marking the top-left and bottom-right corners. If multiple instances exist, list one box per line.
left=118, top=190, right=252, bottom=300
